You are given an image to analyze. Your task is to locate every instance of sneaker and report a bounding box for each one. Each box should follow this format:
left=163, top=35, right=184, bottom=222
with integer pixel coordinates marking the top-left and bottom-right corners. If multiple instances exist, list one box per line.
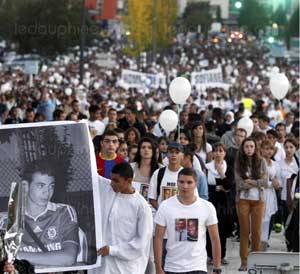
left=221, top=258, right=229, bottom=265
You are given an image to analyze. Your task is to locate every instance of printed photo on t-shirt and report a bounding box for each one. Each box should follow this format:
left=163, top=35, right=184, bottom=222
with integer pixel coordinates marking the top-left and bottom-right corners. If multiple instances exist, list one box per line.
left=175, top=218, right=187, bottom=241
left=162, top=186, right=177, bottom=200
left=187, top=218, right=198, bottom=241
left=140, top=184, right=149, bottom=200
left=174, top=218, right=199, bottom=242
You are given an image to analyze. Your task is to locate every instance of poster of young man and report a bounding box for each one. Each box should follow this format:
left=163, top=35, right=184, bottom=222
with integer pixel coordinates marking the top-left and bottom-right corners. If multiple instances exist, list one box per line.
left=0, top=121, right=101, bottom=273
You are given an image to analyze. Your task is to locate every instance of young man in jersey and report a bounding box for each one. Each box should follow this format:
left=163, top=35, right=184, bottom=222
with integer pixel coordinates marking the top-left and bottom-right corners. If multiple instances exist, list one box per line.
left=96, top=130, right=124, bottom=179
left=154, top=168, right=222, bottom=274
left=17, top=161, right=79, bottom=266
left=93, top=162, right=153, bottom=274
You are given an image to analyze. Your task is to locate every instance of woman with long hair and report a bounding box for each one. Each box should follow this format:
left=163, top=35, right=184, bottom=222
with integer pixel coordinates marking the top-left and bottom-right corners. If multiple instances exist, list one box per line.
left=259, top=139, right=280, bottom=250
left=276, top=138, right=298, bottom=228
left=206, top=143, right=232, bottom=265
left=130, top=137, right=161, bottom=274
left=125, top=127, right=141, bottom=146
left=235, top=137, right=268, bottom=271
left=191, top=122, right=213, bottom=163
left=131, top=137, right=161, bottom=186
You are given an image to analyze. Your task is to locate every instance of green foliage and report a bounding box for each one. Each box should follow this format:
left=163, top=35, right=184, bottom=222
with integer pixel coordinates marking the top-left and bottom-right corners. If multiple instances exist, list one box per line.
left=182, top=2, right=212, bottom=36
left=0, top=0, right=97, bottom=57
left=238, top=0, right=270, bottom=35
left=288, top=5, right=299, bottom=37
left=272, top=4, right=287, bottom=26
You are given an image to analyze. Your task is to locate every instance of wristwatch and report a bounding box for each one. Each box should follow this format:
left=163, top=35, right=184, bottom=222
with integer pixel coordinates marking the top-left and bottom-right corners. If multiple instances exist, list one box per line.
left=213, top=268, right=222, bottom=274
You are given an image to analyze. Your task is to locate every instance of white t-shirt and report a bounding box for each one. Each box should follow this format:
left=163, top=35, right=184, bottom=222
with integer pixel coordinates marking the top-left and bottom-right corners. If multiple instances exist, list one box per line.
left=196, top=142, right=212, bottom=163
left=155, top=196, right=218, bottom=273
left=88, top=120, right=105, bottom=136
left=276, top=158, right=298, bottom=201
left=148, top=167, right=183, bottom=206
left=274, top=142, right=286, bottom=162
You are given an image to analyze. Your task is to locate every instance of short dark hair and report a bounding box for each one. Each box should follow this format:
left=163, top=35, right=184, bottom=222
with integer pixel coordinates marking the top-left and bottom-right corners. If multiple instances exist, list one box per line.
left=111, top=162, right=133, bottom=179
left=259, top=114, right=270, bottom=123
left=275, top=122, right=286, bottom=129
left=267, top=129, right=278, bottom=139
left=23, top=160, right=55, bottom=184
left=178, top=168, right=197, bottom=182
left=89, top=105, right=100, bottom=114
left=102, top=130, right=119, bottom=139
left=53, top=109, right=65, bottom=120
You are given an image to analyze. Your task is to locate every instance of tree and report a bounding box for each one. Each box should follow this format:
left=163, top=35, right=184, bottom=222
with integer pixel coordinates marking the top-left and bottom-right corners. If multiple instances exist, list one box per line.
left=272, top=4, right=287, bottom=26
left=0, top=0, right=97, bottom=57
left=123, top=0, right=178, bottom=56
left=238, top=0, right=270, bottom=35
left=182, top=2, right=212, bottom=37
left=288, top=5, right=299, bottom=37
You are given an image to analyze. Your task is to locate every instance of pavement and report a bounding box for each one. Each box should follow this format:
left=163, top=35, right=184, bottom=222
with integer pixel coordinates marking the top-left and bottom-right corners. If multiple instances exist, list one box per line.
left=208, top=231, right=287, bottom=274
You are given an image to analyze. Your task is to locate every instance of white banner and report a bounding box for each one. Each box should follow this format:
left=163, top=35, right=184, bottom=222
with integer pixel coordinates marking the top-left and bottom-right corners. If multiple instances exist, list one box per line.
left=191, top=67, right=230, bottom=89
left=121, top=69, right=167, bottom=90
left=95, top=53, right=117, bottom=69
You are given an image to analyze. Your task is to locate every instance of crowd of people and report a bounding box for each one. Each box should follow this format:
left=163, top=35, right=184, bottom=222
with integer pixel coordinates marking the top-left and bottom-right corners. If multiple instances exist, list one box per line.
left=0, top=31, right=299, bottom=274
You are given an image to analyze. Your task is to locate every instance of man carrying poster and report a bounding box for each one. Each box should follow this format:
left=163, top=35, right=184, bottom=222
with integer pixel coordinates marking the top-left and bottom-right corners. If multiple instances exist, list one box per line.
left=93, top=162, right=153, bottom=274
left=17, top=160, right=79, bottom=266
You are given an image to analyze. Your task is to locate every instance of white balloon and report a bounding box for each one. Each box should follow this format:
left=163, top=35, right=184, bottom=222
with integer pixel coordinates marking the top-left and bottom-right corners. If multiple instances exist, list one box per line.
left=169, top=77, right=191, bottom=104
left=271, top=66, right=280, bottom=74
left=237, top=117, right=254, bottom=137
left=48, top=76, right=55, bottom=83
left=65, top=88, right=72, bottom=96
left=159, top=110, right=178, bottom=132
left=93, top=82, right=100, bottom=89
left=269, top=73, right=289, bottom=100
left=256, top=84, right=262, bottom=90
left=41, top=65, right=48, bottom=72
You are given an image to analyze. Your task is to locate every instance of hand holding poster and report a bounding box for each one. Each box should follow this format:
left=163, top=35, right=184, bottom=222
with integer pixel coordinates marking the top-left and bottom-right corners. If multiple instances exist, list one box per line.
left=0, top=121, right=101, bottom=273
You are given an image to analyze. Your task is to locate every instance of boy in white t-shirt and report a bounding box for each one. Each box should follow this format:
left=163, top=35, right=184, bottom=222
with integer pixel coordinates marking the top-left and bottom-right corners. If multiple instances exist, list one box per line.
left=154, top=168, right=222, bottom=274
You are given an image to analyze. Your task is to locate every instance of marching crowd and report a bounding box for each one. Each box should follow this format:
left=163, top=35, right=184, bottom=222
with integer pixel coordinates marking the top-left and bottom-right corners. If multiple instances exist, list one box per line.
left=0, top=32, right=299, bottom=274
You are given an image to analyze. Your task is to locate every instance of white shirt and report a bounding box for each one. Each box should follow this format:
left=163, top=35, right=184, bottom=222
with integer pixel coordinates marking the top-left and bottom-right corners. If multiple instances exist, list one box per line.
left=155, top=196, right=218, bottom=273
left=276, top=158, right=298, bottom=201
left=196, top=142, right=212, bottom=163
left=88, top=120, right=105, bottom=136
left=205, top=160, right=227, bottom=186
left=148, top=166, right=183, bottom=206
left=89, top=176, right=153, bottom=274
left=274, top=142, right=286, bottom=162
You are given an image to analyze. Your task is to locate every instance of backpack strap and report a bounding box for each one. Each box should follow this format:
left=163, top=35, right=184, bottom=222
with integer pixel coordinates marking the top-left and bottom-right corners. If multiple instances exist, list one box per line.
left=156, top=167, right=166, bottom=198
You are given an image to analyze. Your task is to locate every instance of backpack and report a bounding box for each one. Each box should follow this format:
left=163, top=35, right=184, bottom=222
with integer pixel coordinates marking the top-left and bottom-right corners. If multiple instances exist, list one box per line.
left=156, top=167, right=166, bottom=198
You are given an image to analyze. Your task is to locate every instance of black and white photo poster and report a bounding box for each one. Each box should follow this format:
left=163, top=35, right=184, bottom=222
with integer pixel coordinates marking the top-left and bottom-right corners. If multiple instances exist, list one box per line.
left=0, top=121, right=101, bottom=272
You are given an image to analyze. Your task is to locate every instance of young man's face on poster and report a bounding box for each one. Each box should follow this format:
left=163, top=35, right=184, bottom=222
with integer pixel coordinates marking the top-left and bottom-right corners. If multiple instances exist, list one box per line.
left=28, top=172, right=55, bottom=207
